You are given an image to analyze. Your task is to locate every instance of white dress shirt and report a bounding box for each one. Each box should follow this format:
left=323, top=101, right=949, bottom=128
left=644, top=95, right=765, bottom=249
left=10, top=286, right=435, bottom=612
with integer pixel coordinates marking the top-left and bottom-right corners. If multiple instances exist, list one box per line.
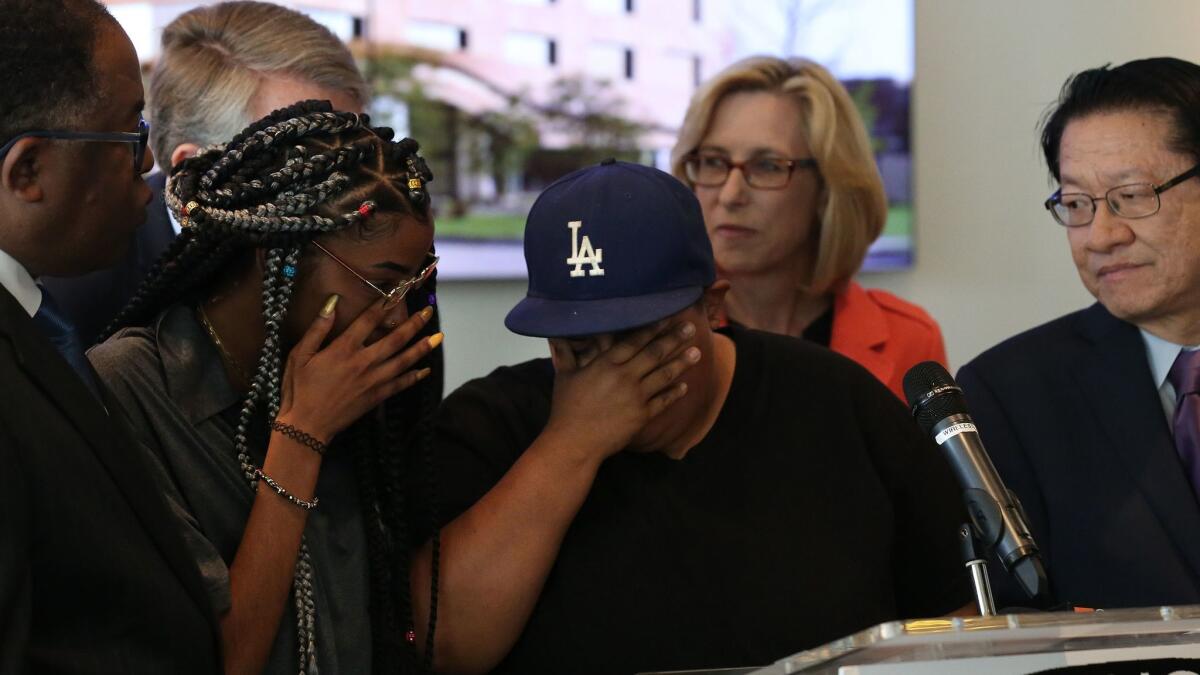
left=0, top=245, right=42, bottom=317
left=167, top=204, right=182, bottom=235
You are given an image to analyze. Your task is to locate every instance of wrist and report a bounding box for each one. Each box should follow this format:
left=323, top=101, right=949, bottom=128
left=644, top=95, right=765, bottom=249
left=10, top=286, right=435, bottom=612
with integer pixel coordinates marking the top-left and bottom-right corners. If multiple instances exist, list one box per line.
left=271, top=415, right=334, bottom=450
left=534, top=422, right=614, bottom=472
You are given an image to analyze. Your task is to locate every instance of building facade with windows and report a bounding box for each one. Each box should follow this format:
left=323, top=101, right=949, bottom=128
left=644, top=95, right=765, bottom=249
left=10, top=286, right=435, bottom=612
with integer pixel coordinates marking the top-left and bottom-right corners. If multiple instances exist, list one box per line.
left=102, top=0, right=731, bottom=148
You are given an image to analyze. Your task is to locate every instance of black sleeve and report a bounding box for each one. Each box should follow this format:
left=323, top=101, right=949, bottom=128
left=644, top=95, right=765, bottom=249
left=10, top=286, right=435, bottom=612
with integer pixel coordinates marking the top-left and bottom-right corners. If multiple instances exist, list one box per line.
left=425, top=363, right=553, bottom=530
left=957, top=361, right=1052, bottom=609
left=855, top=371, right=974, bottom=618
left=0, top=424, right=31, bottom=674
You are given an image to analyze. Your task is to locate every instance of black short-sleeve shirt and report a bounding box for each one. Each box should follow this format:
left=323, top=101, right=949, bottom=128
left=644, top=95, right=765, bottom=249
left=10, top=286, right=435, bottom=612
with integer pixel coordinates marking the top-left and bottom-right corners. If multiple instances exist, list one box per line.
left=432, top=326, right=970, bottom=674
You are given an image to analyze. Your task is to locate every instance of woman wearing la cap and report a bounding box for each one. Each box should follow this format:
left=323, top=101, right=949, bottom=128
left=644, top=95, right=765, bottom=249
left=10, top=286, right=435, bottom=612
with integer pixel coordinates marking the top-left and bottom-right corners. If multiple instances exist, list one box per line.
left=672, top=56, right=946, bottom=399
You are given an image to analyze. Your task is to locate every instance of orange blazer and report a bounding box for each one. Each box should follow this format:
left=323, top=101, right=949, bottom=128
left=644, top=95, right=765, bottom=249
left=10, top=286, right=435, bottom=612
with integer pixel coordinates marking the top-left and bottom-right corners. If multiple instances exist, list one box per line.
left=829, top=281, right=948, bottom=400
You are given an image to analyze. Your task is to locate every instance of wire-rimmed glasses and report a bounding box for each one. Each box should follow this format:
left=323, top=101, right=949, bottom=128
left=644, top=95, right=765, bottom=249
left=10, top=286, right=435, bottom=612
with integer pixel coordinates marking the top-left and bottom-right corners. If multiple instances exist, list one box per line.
left=1044, top=163, right=1200, bottom=227
left=312, top=240, right=438, bottom=310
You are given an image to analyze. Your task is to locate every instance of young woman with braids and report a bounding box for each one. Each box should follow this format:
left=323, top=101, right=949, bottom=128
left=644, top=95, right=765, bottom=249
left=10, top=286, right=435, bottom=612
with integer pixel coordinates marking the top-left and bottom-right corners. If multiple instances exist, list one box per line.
left=87, top=100, right=443, bottom=675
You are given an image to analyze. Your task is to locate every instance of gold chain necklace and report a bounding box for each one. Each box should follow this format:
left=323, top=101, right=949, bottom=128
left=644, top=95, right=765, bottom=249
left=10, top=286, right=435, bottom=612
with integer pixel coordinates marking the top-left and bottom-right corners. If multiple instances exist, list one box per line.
left=195, top=304, right=252, bottom=385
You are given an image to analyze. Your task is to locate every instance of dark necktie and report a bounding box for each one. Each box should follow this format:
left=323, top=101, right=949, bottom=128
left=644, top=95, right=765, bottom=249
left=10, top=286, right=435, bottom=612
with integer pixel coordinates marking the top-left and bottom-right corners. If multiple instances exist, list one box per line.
left=31, top=287, right=102, bottom=400
left=1167, top=348, right=1200, bottom=499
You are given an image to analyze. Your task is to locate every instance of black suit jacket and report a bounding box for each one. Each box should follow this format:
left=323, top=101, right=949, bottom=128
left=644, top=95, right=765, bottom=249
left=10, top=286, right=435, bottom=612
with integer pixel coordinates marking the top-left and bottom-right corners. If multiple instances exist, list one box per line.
left=0, top=286, right=220, bottom=673
left=958, top=303, right=1200, bottom=609
left=41, top=172, right=175, bottom=345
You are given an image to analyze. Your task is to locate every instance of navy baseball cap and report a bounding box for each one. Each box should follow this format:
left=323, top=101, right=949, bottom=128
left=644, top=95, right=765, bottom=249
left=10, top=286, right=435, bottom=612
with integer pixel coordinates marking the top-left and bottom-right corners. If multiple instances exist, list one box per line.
left=505, top=159, right=716, bottom=338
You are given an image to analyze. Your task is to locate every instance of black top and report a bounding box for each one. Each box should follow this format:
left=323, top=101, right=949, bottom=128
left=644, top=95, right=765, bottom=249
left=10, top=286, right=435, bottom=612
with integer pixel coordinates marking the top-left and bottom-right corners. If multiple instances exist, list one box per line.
left=432, top=326, right=971, bottom=675
left=958, top=303, right=1200, bottom=609
left=802, top=305, right=834, bottom=347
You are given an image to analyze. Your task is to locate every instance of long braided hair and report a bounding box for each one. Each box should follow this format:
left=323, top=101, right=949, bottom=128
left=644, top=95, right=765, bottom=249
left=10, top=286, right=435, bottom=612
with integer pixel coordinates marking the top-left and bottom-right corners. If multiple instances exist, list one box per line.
left=103, top=100, right=441, bottom=674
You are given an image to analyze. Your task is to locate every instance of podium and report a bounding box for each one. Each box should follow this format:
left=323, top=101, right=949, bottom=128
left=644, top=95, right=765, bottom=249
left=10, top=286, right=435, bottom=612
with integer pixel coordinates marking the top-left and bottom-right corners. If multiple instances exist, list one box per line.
left=642, top=605, right=1200, bottom=675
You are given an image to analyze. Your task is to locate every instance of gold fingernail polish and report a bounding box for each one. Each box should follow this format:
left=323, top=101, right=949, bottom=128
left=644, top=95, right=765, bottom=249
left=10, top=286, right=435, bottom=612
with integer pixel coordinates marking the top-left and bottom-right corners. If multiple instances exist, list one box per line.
left=421, top=306, right=434, bottom=320
left=320, top=294, right=340, bottom=317
left=427, top=332, right=444, bottom=349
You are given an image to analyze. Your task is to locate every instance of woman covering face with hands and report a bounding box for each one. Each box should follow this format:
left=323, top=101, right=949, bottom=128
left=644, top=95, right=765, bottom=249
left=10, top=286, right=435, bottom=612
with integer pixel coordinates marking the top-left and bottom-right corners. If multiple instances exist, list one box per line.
left=89, top=100, right=443, bottom=675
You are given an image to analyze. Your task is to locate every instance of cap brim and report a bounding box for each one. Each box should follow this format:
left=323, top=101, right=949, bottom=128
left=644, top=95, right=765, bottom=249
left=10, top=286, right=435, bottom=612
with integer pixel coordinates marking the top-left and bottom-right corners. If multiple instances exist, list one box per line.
left=505, top=286, right=704, bottom=338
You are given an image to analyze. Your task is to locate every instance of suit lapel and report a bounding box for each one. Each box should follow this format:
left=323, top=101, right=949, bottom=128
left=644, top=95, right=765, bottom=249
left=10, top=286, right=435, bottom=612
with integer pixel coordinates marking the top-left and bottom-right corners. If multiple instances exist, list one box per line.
left=1071, top=303, right=1200, bottom=585
left=0, top=288, right=218, bottom=634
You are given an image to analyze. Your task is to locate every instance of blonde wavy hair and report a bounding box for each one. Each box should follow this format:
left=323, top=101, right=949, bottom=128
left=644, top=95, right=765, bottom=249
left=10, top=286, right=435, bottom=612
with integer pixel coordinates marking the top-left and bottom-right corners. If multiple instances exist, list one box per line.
left=671, top=56, right=887, bottom=295
left=148, top=0, right=369, bottom=168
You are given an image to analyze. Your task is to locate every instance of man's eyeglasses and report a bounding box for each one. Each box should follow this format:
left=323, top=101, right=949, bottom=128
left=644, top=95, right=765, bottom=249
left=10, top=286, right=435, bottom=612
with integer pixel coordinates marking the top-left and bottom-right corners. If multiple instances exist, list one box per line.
left=683, top=151, right=818, bottom=190
left=312, top=240, right=438, bottom=310
left=1044, top=163, right=1200, bottom=227
left=0, top=118, right=150, bottom=173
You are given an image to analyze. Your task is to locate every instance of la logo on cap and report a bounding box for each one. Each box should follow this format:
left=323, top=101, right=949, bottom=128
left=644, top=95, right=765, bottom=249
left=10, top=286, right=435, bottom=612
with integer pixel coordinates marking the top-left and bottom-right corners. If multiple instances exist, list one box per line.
left=566, top=220, right=605, bottom=277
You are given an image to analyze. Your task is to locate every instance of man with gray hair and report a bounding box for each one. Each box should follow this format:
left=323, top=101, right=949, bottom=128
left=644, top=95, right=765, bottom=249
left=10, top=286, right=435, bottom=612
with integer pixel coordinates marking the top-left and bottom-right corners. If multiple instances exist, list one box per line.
left=44, top=0, right=368, bottom=343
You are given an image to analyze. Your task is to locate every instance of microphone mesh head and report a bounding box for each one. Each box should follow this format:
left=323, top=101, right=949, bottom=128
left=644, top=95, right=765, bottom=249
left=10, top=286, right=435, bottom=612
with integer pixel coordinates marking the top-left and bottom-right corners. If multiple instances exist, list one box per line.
left=903, top=361, right=970, bottom=435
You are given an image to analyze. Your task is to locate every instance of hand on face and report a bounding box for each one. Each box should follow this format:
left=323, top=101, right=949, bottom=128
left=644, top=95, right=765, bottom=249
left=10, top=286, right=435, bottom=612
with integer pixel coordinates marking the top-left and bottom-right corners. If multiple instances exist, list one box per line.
left=276, top=295, right=442, bottom=442
left=543, top=319, right=700, bottom=463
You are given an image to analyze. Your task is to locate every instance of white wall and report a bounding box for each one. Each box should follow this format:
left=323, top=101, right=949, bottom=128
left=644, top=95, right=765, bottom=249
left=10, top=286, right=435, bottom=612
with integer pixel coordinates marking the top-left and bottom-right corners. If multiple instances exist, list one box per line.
left=437, top=0, right=1200, bottom=393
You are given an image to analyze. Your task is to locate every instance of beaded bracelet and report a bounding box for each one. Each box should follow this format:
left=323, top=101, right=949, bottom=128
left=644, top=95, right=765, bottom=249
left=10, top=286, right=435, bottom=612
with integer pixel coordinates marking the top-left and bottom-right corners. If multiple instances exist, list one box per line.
left=253, top=467, right=319, bottom=511
left=269, top=420, right=328, bottom=455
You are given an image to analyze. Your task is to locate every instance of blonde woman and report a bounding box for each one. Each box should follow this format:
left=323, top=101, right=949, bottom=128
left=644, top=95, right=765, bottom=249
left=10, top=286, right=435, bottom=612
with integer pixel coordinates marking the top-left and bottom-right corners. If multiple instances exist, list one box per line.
left=672, top=56, right=945, bottom=398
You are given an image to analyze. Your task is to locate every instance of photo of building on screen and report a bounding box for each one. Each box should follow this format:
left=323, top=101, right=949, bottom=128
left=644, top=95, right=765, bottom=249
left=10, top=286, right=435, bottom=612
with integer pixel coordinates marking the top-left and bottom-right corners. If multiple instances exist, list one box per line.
left=103, top=0, right=913, bottom=278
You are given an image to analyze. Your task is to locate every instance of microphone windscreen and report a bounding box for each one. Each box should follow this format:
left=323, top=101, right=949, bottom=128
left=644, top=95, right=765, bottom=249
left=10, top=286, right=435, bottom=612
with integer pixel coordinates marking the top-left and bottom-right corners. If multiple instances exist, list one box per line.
left=903, top=361, right=970, bottom=434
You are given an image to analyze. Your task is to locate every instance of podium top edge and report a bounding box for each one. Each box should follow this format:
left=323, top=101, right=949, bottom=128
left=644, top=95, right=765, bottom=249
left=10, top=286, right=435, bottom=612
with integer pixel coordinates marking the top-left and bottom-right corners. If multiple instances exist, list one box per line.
left=762, top=604, right=1200, bottom=674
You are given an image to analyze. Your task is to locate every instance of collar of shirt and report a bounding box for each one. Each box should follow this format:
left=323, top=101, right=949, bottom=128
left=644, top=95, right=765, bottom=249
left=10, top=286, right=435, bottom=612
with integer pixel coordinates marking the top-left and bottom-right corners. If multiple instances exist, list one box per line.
left=1140, top=327, right=1200, bottom=423
left=0, top=245, right=43, bottom=317
left=155, top=304, right=241, bottom=424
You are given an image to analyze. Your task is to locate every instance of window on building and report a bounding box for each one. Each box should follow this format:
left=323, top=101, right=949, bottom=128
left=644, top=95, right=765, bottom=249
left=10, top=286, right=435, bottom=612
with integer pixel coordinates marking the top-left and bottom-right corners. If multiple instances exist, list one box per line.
left=586, top=43, right=623, bottom=80
left=405, top=21, right=466, bottom=52
left=459, top=29, right=469, bottom=50
left=352, top=17, right=365, bottom=39
left=624, top=47, right=634, bottom=80
left=585, top=0, right=624, bottom=13
left=693, top=55, right=702, bottom=87
left=693, top=0, right=702, bottom=22
left=504, top=32, right=556, bottom=67
left=625, top=0, right=635, bottom=12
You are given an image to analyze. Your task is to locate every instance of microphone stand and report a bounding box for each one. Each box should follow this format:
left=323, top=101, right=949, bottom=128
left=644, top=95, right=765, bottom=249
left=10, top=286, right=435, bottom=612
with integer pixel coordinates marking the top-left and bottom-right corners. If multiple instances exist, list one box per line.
left=959, top=523, right=996, bottom=616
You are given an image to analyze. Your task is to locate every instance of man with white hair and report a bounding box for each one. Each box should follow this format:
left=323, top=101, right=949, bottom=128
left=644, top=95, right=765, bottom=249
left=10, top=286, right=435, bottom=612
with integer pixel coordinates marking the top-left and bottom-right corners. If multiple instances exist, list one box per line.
left=44, top=0, right=368, bottom=343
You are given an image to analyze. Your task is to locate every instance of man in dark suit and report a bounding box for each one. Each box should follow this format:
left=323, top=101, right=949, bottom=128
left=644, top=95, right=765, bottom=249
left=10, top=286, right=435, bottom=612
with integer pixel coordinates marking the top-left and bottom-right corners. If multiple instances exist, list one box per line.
left=0, top=1, right=219, bottom=671
left=959, top=57, right=1200, bottom=610
left=42, top=0, right=368, bottom=344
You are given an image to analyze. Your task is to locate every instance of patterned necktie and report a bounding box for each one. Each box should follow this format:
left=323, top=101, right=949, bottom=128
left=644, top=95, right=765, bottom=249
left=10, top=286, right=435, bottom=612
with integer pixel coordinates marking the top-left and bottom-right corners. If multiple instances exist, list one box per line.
left=1167, top=348, right=1200, bottom=499
left=31, top=287, right=101, bottom=400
